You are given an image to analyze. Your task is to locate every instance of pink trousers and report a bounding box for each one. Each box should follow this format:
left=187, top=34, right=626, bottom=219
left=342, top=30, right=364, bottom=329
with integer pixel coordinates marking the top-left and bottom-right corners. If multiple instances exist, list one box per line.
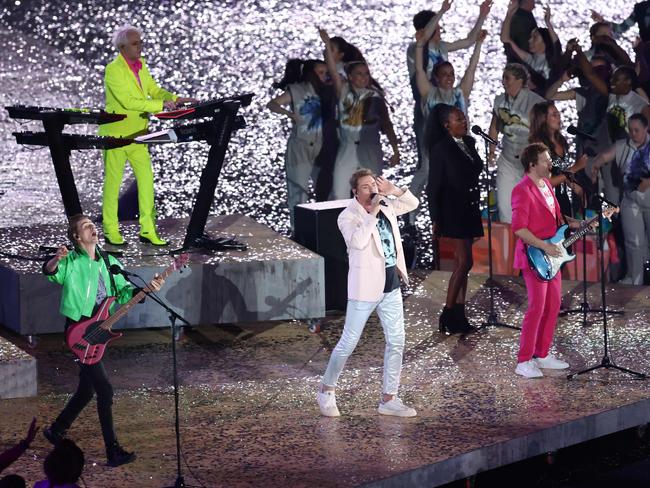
left=517, top=266, right=562, bottom=363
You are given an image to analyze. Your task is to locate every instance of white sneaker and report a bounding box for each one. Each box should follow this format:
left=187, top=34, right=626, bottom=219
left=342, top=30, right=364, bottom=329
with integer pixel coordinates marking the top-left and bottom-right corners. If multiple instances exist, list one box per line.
left=534, top=354, right=569, bottom=370
left=317, top=390, right=340, bottom=417
left=515, top=360, right=544, bottom=378
left=378, top=397, right=417, bottom=417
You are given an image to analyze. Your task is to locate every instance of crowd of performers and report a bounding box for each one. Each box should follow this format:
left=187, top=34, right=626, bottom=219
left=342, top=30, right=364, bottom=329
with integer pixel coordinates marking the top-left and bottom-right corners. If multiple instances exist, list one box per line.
left=268, top=0, right=650, bottom=288
left=271, top=0, right=650, bottom=412
left=13, top=1, right=650, bottom=476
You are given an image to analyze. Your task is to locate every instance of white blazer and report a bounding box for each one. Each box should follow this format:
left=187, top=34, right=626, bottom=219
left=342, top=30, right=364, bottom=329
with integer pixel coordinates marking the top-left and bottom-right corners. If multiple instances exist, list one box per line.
left=337, top=189, right=419, bottom=302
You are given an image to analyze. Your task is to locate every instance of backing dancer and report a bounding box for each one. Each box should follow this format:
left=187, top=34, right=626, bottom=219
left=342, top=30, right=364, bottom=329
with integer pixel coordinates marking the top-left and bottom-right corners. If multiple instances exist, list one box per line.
left=427, top=105, right=483, bottom=334
left=99, top=25, right=196, bottom=246
left=267, top=59, right=329, bottom=231
left=511, top=143, right=590, bottom=378
left=42, top=214, right=164, bottom=466
left=317, top=169, right=418, bottom=417
left=488, top=63, right=544, bottom=223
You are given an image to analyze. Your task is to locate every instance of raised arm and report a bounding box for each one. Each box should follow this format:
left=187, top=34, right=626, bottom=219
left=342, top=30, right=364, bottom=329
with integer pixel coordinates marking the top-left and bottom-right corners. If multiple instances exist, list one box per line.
left=544, top=6, right=559, bottom=44
left=414, top=39, right=433, bottom=99
left=446, top=0, right=492, bottom=51
left=592, top=35, right=633, bottom=66
left=460, top=30, right=487, bottom=100
left=501, top=0, right=531, bottom=62
left=545, top=71, right=576, bottom=100
left=421, top=0, right=453, bottom=44
left=573, top=42, right=609, bottom=96
left=591, top=9, right=636, bottom=38
left=319, top=28, right=344, bottom=97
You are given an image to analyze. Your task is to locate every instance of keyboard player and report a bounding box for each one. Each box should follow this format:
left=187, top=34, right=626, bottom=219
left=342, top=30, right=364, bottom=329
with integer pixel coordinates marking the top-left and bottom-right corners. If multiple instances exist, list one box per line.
left=98, top=24, right=196, bottom=246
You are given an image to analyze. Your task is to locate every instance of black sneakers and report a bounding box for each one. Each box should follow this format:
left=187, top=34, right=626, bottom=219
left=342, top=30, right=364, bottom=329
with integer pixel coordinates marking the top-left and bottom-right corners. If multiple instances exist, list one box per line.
left=106, top=442, right=136, bottom=467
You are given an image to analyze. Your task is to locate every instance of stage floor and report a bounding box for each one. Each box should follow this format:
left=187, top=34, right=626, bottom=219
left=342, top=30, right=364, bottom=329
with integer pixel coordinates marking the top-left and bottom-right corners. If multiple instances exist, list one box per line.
left=1, top=270, right=649, bottom=487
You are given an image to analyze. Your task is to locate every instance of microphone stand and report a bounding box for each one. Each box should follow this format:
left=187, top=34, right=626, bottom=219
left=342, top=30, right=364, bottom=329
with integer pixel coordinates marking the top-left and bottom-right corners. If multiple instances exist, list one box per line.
left=568, top=192, right=645, bottom=380
left=474, top=133, right=519, bottom=331
left=559, top=169, right=623, bottom=325
left=121, top=272, right=197, bottom=488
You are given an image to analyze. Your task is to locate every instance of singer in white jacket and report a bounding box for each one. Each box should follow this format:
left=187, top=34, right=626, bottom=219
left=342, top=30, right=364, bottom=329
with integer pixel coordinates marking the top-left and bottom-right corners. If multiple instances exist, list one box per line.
left=316, top=168, right=419, bottom=418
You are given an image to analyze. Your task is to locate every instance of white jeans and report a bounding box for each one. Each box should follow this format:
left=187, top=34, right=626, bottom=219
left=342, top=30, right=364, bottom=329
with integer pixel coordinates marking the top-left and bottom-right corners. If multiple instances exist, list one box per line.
left=322, top=288, right=405, bottom=395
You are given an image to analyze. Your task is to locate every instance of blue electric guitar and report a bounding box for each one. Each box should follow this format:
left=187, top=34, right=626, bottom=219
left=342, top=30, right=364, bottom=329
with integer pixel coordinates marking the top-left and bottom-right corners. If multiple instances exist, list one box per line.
left=526, top=206, right=619, bottom=281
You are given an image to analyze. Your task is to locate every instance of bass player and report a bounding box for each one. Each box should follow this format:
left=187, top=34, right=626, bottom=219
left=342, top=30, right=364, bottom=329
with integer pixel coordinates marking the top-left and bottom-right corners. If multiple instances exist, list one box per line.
left=511, top=143, right=594, bottom=379
left=42, top=214, right=164, bottom=466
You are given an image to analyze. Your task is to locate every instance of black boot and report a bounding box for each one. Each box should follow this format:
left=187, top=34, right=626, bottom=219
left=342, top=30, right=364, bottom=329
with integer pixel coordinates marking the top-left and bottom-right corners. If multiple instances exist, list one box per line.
left=43, top=425, right=66, bottom=445
left=453, top=304, right=476, bottom=334
left=438, top=307, right=452, bottom=333
left=106, top=442, right=136, bottom=467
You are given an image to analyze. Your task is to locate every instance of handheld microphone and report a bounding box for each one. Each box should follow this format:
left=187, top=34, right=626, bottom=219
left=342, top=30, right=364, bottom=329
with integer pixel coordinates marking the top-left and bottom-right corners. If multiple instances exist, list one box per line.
left=370, top=193, right=388, bottom=207
left=471, top=125, right=498, bottom=145
left=567, top=125, right=597, bottom=142
left=109, top=264, right=137, bottom=277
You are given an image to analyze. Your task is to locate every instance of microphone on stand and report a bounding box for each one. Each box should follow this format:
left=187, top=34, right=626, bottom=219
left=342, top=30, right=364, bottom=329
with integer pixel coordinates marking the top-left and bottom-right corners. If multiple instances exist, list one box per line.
left=567, top=125, right=597, bottom=142
left=471, top=125, right=498, bottom=145
left=370, top=193, right=388, bottom=207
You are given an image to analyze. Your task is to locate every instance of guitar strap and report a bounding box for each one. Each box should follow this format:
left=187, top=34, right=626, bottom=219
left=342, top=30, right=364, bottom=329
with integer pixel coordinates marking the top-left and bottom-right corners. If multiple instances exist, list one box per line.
left=97, top=248, right=117, bottom=298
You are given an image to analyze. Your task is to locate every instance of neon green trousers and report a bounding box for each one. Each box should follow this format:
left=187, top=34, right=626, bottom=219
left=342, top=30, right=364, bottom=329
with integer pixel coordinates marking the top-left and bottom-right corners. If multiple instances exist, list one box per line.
left=102, top=143, right=156, bottom=234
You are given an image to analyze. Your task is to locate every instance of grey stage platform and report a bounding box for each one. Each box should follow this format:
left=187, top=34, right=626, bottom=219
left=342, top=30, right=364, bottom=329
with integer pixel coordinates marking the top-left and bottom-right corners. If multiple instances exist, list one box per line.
left=0, top=336, right=37, bottom=398
left=0, top=215, right=325, bottom=335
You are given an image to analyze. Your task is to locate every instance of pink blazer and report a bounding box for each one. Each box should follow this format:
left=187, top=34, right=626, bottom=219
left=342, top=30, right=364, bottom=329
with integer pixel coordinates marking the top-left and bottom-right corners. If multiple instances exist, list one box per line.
left=337, top=190, right=419, bottom=302
left=511, top=176, right=561, bottom=270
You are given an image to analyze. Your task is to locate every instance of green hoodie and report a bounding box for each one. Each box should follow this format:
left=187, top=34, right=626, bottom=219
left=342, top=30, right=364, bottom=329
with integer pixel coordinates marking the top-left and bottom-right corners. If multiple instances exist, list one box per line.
left=44, top=246, right=134, bottom=321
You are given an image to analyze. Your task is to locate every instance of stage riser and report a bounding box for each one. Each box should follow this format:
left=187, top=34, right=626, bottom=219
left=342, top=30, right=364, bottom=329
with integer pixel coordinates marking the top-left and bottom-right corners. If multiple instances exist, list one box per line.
left=0, top=215, right=326, bottom=335
left=202, top=260, right=324, bottom=323
left=0, top=337, right=37, bottom=399
left=2, top=259, right=324, bottom=335
left=0, top=360, right=37, bottom=399
left=369, top=399, right=650, bottom=488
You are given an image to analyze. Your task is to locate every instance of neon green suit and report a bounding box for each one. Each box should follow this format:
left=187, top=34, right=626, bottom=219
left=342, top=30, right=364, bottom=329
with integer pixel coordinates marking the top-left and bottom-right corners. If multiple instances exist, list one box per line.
left=98, top=54, right=177, bottom=237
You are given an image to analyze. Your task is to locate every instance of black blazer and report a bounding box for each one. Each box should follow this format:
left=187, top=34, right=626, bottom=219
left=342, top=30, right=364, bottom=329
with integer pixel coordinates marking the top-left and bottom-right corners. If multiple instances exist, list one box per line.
left=427, top=135, right=484, bottom=239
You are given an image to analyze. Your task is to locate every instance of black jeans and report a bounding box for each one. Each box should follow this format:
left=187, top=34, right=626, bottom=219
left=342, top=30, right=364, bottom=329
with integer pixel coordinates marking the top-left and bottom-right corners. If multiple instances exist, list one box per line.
left=52, top=318, right=117, bottom=449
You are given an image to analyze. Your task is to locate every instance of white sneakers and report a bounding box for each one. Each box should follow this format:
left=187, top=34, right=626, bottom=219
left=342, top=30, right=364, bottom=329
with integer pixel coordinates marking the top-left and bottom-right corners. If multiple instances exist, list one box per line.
left=515, top=360, right=544, bottom=378
left=378, top=397, right=417, bottom=417
left=317, top=390, right=340, bottom=417
left=516, top=354, right=570, bottom=378
left=317, top=389, right=417, bottom=417
left=534, top=354, right=569, bottom=370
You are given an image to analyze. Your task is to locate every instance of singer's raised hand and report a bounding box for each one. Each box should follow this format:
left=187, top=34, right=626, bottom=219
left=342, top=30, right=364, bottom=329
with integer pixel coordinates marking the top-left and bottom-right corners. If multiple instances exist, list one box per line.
left=376, top=176, right=399, bottom=196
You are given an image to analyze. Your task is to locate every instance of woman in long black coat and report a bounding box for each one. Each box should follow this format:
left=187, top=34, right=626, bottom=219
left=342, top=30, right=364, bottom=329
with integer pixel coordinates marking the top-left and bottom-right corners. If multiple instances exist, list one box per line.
left=427, top=104, right=483, bottom=334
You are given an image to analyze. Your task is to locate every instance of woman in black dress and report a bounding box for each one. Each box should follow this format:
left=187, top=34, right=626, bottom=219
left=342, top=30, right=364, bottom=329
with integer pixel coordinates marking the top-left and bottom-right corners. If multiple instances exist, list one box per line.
left=427, top=104, right=483, bottom=334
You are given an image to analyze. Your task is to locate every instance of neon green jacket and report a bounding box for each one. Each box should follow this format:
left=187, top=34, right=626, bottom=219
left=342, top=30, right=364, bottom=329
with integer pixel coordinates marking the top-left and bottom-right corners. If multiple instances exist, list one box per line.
left=98, top=54, right=177, bottom=138
left=44, top=247, right=134, bottom=321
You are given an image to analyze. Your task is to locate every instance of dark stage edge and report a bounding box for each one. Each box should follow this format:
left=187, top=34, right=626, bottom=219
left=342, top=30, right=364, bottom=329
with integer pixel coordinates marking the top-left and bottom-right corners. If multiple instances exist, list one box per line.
left=1, top=270, right=650, bottom=486
left=0, top=214, right=325, bottom=335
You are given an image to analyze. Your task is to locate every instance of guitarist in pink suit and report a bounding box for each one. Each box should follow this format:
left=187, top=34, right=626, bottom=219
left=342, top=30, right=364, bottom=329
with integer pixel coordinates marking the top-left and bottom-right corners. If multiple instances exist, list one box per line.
left=42, top=214, right=164, bottom=467
left=511, top=143, right=588, bottom=379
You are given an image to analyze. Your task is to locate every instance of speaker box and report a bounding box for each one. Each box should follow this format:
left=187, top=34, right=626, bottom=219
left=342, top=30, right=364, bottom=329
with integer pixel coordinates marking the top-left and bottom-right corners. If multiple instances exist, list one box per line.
left=294, top=200, right=349, bottom=311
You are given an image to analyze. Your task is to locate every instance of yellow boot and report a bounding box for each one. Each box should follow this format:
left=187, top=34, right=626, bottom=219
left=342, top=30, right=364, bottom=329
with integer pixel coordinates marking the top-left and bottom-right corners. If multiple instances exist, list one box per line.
left=104, top=229, right=127, bottom=246
left=138, top=230, right=168, bottom=246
